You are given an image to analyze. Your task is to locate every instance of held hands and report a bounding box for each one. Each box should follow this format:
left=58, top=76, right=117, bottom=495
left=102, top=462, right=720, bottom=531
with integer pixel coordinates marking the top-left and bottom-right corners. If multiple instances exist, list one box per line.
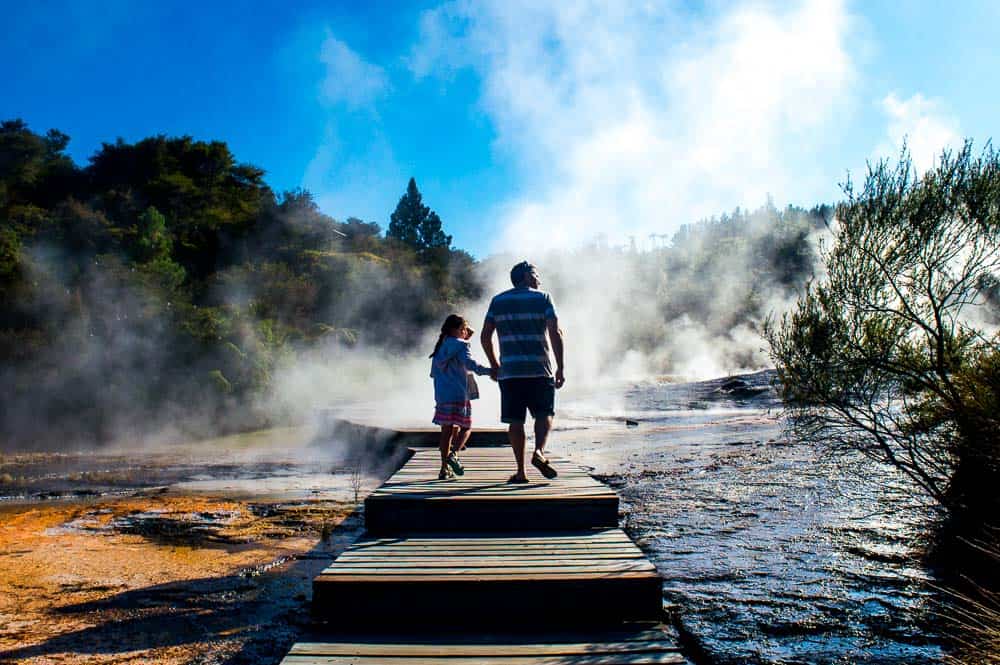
left=484, top=363, right=559, bottom=385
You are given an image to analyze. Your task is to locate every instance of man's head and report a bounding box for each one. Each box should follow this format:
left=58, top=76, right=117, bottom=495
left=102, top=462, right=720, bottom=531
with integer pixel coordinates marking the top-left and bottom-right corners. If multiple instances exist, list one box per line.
left=510, top=261, right=540, bottom=288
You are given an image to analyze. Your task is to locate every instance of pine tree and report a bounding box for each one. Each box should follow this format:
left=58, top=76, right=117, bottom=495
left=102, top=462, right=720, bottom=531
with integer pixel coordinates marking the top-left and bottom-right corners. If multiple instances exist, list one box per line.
left=418, top=209, right=450, bottom=250
left=387, top=178, right=451, bottom=251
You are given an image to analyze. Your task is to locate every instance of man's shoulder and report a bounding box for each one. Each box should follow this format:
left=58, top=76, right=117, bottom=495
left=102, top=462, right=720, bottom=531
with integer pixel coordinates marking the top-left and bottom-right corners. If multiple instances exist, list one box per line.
left=491, top=287, right=550, bottom=301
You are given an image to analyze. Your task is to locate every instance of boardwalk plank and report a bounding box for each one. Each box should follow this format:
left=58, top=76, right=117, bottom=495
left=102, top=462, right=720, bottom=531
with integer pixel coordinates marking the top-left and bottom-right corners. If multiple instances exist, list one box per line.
left=289, top=640, right=680, bottom=656
left=283, top=655, right=685, bottom=664
left=365, top=449, right=618, bottom=534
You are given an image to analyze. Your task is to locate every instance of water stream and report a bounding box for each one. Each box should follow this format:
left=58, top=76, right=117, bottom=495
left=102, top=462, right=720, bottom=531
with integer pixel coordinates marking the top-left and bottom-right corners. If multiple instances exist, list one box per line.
left=555, top=370, right=945, bottom=664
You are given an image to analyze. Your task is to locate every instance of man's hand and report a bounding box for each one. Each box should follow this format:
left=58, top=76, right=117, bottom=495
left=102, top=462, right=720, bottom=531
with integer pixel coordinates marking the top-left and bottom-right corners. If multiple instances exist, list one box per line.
left=481, top=320, right=500, bottom=382
left=546, top=318, right=565, bottom=390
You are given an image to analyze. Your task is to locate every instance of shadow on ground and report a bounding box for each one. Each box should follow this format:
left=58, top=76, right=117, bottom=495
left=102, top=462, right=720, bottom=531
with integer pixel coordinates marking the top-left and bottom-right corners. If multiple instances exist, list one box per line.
left=0, top=508, right=365, bottom=665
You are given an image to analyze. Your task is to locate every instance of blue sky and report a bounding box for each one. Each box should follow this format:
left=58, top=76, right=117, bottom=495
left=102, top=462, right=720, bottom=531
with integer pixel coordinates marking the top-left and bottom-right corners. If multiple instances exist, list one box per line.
left=4, top=1, right=998, bottom=258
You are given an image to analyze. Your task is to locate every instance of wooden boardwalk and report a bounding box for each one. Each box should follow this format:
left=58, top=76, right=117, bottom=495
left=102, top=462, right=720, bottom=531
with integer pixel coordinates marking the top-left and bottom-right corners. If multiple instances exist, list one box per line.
left=365, top=449, right=619, bottom=533
left=281, top=446, right=685, bottom=664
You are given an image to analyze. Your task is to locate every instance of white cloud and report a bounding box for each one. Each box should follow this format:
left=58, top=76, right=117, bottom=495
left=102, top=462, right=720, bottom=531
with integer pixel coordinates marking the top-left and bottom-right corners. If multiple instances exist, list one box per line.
left=412, top=0, right=857, bottom=252
left=875, top=92, right=962, bottom=173
left=319, top=33, right=389, bottom=109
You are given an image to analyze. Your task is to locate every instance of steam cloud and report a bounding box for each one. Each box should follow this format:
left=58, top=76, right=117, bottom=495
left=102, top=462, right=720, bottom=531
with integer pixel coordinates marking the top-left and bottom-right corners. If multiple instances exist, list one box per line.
left=271, top=204, right=827, bottom=433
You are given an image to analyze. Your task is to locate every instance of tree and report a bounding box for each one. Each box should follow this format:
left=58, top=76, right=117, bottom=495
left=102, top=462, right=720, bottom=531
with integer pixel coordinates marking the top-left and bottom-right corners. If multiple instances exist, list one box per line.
left=86, top=135, right=272, bottom=279
left=765, top=142, right=1000, bottom=531
left=387, top=178, right=451, bottom=252
left=136, top=206, right=172, bottom=262
left=135, top=207, right=185, bottom=293
left=0, top=119, right=77, bottom=214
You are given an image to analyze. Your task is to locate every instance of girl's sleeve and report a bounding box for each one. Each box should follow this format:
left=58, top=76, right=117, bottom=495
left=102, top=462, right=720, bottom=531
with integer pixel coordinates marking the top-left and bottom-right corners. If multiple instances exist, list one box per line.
left=458, top=343, right=491, bottom=375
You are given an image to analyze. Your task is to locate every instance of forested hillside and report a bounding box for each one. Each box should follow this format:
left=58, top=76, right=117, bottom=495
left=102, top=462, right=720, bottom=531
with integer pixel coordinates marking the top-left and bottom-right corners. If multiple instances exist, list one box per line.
left=1, top=119, right=826, bottom=448
left=0, top=120, right=480, bottom=446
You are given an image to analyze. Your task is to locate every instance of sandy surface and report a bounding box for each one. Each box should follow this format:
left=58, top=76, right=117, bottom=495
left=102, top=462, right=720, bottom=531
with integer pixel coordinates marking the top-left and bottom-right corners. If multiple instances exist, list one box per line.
left=0, top=492, right=360, bottom=664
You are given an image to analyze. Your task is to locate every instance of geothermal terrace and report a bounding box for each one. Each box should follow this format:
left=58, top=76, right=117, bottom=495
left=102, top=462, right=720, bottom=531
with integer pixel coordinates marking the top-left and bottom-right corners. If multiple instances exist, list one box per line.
left=280, top=445, right=685, bottom=664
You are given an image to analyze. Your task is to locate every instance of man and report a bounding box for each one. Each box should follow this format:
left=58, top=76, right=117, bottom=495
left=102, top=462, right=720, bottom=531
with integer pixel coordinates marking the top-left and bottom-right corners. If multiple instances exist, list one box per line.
left=481, top=261, right=565, bottom=483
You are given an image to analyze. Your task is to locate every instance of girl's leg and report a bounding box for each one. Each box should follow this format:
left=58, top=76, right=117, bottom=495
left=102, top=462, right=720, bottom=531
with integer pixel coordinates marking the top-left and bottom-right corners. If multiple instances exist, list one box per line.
left=439, top=424, right=457, bottom=473
left=454, top=427, right=472, bottom=454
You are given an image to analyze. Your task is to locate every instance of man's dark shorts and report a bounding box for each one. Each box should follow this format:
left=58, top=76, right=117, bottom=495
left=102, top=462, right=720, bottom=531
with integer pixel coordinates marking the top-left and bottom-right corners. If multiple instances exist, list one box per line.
left=499, top=377, right=556, bottom=424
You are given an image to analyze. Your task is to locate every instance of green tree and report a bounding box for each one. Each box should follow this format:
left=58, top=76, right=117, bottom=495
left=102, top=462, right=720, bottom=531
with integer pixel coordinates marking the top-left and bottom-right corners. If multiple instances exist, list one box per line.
left=135, top=207, right=186, bottom=295
left=87, top=135, right=272, bottom=278
left=0, top=227, right=20, bottom=280
left=136, top=206, right=172, bottom=261
left=387, top=178, right=451, bottom=252
left=766, top=143, right=1000, bottom=531
left=0, top=119, right=76, bottom=213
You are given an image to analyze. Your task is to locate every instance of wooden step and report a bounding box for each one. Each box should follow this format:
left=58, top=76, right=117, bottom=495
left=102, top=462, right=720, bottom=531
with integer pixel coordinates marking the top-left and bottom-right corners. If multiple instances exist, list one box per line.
left=281, top=625, right=686, bottom=664
left=365, top=449, right=619, bottom=534
left=281, top=624, right=685, bottom=664
left=312, top=529, right=663, bottom=627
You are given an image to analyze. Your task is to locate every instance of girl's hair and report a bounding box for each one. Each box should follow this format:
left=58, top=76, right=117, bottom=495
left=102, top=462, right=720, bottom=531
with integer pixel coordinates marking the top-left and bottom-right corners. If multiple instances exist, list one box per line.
left=429, top=314, right=467, bottom=358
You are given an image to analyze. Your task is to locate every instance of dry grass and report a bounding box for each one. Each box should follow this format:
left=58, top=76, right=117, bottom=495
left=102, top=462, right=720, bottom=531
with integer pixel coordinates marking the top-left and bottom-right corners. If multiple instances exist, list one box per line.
left=939, top=537, right=1000, bottom=664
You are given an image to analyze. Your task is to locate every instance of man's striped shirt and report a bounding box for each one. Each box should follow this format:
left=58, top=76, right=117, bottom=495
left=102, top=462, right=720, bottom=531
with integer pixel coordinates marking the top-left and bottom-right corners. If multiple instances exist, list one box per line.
left=485, top=287, right=557, bottom=380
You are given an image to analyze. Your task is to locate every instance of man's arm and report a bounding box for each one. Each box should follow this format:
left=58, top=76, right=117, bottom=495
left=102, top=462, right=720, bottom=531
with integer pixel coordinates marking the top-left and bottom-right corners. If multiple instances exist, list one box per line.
left=480, top=319, right=499, bottom=380
left=546, top=317, right=565, bottom=389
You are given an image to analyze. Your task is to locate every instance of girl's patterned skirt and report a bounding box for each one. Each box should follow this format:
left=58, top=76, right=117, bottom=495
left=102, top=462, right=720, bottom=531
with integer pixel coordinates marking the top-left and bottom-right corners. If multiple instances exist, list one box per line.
left=433, top=401, right=472, bottom=428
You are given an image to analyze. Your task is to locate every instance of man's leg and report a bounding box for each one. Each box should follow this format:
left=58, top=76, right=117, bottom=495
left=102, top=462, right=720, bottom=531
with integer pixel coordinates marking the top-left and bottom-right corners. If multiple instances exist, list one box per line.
left=500, top=379, right=529, bottom=482
left=531, top=378, right=556, bottom=457
left=508, top=422, right=527, bottom=479
left=533, top=415, right=553, bottom=456
left=526, top=378, right=558, bottom=479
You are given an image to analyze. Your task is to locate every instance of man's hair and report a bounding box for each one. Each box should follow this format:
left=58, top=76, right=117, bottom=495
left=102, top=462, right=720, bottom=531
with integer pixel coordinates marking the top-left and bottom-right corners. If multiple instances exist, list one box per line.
left=510, top=261, right=536, bottom=287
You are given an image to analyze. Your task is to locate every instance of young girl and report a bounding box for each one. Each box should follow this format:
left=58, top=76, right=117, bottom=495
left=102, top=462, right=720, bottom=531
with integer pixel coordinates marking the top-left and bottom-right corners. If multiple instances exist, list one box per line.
left=430, top=314, right=491, bottom=480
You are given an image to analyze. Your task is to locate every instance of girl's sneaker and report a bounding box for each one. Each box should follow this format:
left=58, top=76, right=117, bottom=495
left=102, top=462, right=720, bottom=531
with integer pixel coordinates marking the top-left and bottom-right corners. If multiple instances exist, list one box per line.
left=438, top=467, right=455, bottom=480
left=446, top=452, right=465, bottom=476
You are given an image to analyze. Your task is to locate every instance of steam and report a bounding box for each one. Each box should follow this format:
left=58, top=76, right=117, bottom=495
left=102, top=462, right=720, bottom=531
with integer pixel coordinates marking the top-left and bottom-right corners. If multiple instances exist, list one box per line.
left=411, top=0, right=855, bottom=251
left=269, top=202, right=825, bottom=436
left=876, top=93, right=963, bottom=174
left=0, top=191, right=821, bottom=453
left=2, top=246, right=243, bottom=450
left=260, top=0, right=853, bottom=424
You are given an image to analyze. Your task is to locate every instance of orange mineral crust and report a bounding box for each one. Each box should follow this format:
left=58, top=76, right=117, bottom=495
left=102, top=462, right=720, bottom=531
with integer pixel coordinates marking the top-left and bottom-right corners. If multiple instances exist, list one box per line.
left=0, top=495, right=354, bottom=664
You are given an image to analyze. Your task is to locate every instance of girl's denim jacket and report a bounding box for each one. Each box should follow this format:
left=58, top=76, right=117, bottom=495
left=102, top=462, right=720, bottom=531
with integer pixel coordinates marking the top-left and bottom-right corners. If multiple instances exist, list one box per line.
left=431, top=337, right=491, bottom=404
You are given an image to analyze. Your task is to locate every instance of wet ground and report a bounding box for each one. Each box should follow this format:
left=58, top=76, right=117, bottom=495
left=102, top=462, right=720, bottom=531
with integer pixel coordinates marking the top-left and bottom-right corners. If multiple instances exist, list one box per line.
left=0, top=372, right=961, bottom=663
left=0, top=427, right=375, bottom=664
left=552, top=370, right=946, bottom=664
